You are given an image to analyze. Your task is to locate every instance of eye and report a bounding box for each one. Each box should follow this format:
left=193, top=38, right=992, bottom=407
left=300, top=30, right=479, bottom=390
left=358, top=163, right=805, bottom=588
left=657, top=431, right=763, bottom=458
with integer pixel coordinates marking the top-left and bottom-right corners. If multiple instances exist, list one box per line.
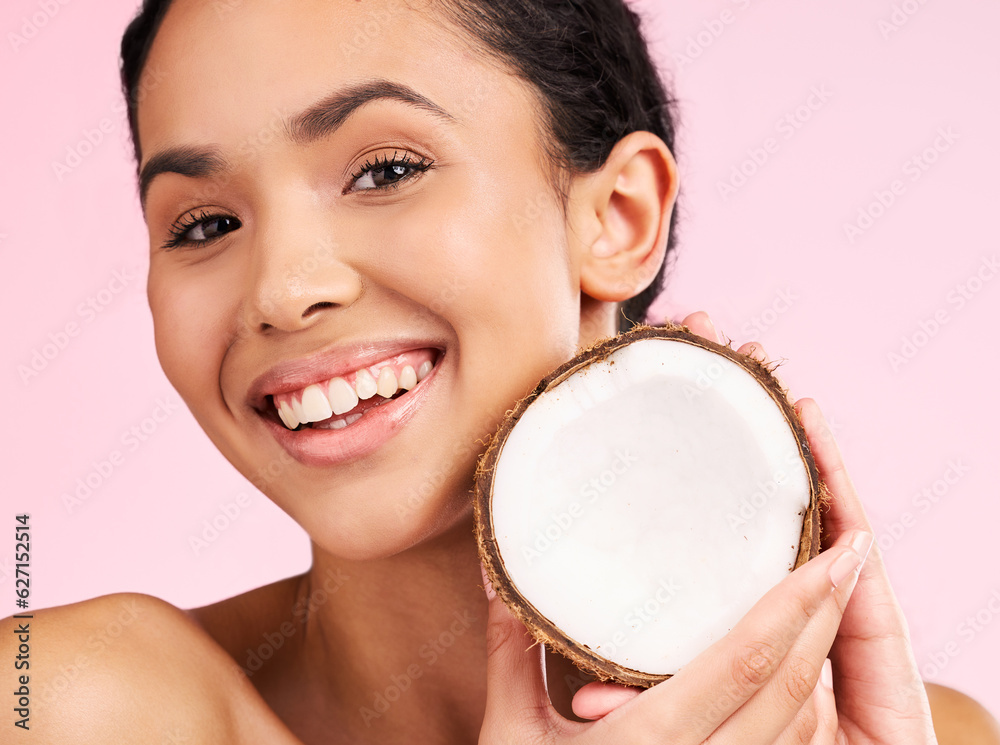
left=346, top=150, right=434, bottom=194
left=163, top=210, right=242, bottom=250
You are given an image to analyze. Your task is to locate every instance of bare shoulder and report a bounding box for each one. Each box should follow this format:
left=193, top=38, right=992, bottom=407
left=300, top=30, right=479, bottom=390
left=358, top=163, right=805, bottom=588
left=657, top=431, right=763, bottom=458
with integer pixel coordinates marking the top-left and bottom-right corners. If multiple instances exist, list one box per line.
left=926, top=682, right=1000, bottom=745
left=1, top=592, right=298, bottom=744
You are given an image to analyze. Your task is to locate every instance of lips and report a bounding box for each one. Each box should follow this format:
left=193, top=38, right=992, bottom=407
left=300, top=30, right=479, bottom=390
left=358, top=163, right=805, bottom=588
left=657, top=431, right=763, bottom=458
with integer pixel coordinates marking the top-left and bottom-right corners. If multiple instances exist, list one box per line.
left=270, top=349, right=437, bottom=430
left=246, top=342, right=444, bottom=464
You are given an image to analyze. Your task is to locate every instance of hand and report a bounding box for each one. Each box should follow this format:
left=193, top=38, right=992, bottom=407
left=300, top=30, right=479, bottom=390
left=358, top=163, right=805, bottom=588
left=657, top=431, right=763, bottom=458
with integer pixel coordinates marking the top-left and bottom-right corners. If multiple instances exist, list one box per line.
left=479, top=534, right=866, bottom=743
left=688, top=310, right=938, bottom=743
left=478, top=312, right=878, bottom=744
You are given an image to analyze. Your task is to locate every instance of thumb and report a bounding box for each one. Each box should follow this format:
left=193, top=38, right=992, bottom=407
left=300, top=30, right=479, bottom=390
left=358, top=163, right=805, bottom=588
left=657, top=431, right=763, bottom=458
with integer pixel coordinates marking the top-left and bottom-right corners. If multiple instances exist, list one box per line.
left=480, top=562, right=552, bottom=725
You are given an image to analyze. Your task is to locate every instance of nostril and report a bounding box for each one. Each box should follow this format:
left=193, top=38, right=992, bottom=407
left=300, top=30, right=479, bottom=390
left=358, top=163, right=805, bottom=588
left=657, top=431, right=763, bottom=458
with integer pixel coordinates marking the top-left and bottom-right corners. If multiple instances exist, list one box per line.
left=303, top=301, right=336, bottom=319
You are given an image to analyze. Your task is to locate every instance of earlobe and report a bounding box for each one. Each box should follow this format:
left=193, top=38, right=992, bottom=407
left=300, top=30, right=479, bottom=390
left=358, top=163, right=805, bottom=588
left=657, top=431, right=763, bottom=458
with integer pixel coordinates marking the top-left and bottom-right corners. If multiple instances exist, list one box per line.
left=579, top=131, right=679, bottom=302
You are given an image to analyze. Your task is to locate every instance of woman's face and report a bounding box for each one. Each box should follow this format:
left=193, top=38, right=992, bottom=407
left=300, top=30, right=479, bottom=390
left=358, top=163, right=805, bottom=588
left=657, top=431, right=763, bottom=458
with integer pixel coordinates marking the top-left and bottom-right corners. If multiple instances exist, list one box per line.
left=140, top=0, right=591, bottom=558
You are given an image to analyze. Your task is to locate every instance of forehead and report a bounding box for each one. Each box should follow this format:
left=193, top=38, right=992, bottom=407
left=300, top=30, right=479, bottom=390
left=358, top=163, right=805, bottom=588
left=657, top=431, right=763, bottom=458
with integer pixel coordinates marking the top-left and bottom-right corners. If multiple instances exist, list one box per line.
left=138, top=0, right=541, bottom=164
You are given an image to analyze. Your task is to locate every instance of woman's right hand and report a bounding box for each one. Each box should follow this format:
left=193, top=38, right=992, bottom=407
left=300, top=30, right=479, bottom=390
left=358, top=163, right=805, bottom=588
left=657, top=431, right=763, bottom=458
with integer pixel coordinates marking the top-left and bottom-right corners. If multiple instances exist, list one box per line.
left=478, top=524, right=871, bottom=744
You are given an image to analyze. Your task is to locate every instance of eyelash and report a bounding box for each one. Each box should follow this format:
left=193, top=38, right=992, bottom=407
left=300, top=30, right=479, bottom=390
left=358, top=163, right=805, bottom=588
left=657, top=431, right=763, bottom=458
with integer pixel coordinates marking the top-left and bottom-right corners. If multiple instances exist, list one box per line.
left=346, top=150, right=435, bottom=194
left=162, top=209, right=240, bottom=251
left=162, top=151, right=434, bottom=250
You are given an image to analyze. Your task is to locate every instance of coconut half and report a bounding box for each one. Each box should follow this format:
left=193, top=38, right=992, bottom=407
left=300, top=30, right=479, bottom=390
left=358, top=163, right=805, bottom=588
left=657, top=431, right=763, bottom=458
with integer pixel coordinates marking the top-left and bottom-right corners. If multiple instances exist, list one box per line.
left=474, top=323, right=823, bottom=687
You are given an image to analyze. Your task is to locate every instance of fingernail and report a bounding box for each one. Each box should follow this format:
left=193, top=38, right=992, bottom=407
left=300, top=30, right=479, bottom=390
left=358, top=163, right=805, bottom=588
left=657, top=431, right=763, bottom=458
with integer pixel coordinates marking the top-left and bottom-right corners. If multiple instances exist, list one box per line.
left=820, top=659, right=833, bottom=689
left=703, top=314, right=720, bottom=343
left=828, top=540, right=866, bottom=591
left=828, top=530, right=873, bottom=587
left=850, top=530, right=874, bottom=567
left=480, top=563, right=496, bottom=600
left=828, top=549, right=861, bottom=589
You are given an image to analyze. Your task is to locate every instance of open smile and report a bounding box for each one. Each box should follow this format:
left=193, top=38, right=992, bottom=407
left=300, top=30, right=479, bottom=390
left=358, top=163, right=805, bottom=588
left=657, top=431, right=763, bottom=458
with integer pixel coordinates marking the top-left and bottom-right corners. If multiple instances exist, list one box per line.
left=249, top=345, right=444, bottom=467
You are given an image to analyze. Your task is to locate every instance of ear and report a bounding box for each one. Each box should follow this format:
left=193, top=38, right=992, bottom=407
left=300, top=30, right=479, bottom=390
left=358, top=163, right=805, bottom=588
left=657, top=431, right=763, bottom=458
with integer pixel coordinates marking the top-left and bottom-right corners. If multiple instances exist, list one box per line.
left=573, top=131, right=679, bottom=304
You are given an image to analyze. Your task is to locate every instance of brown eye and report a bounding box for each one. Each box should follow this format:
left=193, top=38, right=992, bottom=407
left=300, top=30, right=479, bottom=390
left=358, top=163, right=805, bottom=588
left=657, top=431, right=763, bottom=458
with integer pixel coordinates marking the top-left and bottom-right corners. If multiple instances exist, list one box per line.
left=347, top=152, right=434, bottom=193
left=164, top=211, right=242, bottom=250
left=186, top=215, right=241, bottom=241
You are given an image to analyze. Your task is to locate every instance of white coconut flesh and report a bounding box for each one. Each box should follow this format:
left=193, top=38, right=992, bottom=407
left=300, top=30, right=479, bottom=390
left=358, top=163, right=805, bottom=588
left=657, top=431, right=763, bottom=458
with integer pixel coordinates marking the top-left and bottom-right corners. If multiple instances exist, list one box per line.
left=488, top=337, right=812, bottom=677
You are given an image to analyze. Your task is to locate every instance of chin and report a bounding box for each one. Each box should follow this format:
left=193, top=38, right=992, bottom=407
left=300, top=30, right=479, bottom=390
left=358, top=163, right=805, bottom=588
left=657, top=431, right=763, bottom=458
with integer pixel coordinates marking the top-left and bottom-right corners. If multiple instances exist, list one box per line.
left=291, top=481, right=477, bottom=563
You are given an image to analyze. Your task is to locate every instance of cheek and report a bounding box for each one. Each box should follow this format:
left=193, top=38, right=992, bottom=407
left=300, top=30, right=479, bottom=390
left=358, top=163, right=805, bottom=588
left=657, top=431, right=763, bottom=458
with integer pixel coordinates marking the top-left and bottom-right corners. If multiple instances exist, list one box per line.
left=390, top=169, right=579, bottom=349
left=148, top=264, right=233, bottom=410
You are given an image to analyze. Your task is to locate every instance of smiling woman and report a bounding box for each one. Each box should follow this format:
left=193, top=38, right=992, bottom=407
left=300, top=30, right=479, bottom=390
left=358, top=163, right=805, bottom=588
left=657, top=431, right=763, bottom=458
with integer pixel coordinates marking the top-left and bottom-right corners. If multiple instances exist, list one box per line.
left=2, top=0, right=998, bottom=743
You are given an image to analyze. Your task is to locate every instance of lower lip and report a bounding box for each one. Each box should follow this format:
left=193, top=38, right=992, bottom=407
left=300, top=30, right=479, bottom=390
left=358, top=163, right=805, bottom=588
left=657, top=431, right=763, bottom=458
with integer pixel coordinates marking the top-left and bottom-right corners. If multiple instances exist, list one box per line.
left=259, top=356, right=442, bottom=467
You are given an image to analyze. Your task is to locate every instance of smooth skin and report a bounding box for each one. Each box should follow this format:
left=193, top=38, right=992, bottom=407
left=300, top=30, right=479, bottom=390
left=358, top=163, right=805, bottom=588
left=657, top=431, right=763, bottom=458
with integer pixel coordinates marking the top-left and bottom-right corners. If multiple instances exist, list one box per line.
left=3, top=0, right=998, bottom=743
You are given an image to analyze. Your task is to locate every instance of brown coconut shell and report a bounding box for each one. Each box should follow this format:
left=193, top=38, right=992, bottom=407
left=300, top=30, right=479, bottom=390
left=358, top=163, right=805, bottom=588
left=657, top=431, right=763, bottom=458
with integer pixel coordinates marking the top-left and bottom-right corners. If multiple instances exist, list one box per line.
left=473, top=321, right=825, bottom=687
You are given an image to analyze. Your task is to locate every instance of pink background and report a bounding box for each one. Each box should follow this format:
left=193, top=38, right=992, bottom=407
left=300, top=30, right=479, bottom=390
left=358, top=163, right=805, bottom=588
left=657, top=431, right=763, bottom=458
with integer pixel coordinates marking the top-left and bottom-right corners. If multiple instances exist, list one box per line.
left=3, top=0, right=998, bottom=714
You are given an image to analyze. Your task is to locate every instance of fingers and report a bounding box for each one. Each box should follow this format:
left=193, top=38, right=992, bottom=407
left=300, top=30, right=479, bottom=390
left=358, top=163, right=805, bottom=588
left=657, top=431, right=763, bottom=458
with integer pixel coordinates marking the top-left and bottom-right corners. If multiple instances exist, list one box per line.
left=679, top=310, right=722, bottom=343
left=810, top=661, right=839, bottom=745
left=794, top=398, right=872, bottom=543
left=708, top=531, right=869, bottom=743
left=770, top=662, right=838, bottom=745
left=480, top=564, right=553, bottom=729
left=616, top=534, right=869, bottom=744
left=771, top=689, right=819, bottom=745
left=571, top=681, right=641, bottom=721
left=677, top=311, right=792, bottom=398
left=795, top=398, right=925, bottom=728
left=701, top=532, right=870, bottom=744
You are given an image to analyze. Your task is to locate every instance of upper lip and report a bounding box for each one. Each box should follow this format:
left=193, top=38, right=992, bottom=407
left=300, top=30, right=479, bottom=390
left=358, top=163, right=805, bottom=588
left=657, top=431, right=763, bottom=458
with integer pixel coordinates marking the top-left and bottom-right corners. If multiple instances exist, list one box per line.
left=246, top=339, right=444, bottom=411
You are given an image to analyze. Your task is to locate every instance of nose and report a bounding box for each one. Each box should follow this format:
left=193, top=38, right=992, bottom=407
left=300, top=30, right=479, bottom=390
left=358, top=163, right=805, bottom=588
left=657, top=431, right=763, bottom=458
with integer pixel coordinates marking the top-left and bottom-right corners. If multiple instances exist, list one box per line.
left=242, top=209, right=363, bottom=335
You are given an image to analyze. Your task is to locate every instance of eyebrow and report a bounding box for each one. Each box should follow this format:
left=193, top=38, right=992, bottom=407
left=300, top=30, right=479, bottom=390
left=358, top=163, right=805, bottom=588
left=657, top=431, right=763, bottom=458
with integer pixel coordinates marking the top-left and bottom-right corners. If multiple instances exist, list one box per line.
left=138, top=79, right=456, bottom=207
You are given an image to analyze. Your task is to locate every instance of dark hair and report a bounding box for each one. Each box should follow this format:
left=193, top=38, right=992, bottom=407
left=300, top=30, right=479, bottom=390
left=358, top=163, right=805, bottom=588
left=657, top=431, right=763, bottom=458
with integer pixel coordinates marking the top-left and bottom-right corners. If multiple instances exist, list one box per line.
left=120, top=0, right=680, bottom=333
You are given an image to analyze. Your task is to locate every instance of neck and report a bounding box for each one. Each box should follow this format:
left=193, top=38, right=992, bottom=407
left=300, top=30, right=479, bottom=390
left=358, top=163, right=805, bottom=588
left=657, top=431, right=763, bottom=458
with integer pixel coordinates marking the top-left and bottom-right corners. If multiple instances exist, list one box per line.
left=285, top=513, right=489, bottom=744
left=579, top=295, right=621, bottom=350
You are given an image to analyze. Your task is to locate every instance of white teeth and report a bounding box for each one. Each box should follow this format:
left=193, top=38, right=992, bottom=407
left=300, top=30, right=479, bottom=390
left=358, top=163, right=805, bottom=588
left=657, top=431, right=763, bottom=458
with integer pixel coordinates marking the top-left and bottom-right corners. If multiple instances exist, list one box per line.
left=300, top=384, right=333, bottom=423
left=398, top=365, right=417, bottom=390
left=275, top=354, right=437, bottom=431
left=376, top=367, right=398, bottom=398
left=277, top=400, right=300, bottom=430
left=345, top=412, right=363, bottom=425
left=327, top=377, right=359, bottom=415
left=290, top=396, right=307, bottom=424
left=355, top=369, right=378, bottom=400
